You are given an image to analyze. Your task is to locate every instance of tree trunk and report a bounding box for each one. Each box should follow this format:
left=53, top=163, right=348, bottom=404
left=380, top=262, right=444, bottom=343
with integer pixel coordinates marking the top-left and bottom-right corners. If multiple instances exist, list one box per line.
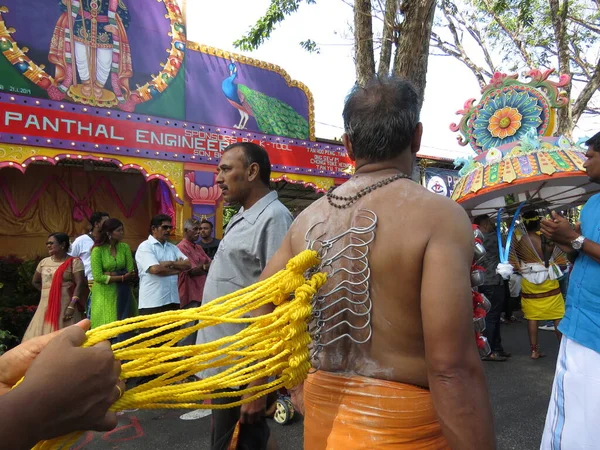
left=392, top=0, right=437, bottom=108
left=549, top=0, right=573, bottom=137
left=572, top=56, right=600, bottom=125
left=354, top=0, right=376, bottom=86
left=378, top=0, right=397, bottom=76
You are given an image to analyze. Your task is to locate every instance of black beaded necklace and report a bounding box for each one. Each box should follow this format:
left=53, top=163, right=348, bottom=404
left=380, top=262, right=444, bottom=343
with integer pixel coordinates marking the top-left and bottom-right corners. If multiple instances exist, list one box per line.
left=326, top=172, right=412, bottom=209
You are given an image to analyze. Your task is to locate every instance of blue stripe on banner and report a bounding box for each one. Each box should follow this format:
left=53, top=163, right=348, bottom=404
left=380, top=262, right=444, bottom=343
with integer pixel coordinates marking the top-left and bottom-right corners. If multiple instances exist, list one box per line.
left=552, top=340, right=568, bottom=449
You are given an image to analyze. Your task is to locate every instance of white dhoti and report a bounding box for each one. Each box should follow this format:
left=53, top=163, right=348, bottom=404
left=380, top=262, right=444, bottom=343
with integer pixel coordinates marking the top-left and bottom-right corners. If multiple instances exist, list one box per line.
left=541, top=337, right=600, bottom=449
left=74, top=42, right=112, bottom=86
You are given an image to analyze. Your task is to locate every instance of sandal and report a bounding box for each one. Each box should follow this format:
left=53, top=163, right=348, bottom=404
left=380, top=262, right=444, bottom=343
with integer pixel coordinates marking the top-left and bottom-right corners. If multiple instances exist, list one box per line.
left=530, top=344, right=546, bottom=359
left=481, top=352, right=508, bottom=362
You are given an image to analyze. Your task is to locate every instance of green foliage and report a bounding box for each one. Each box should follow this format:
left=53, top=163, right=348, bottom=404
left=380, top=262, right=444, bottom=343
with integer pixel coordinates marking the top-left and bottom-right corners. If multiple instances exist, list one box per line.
left=0, top=329, right=17, bottom=355
left=0, top=255, right=41, bottom=308
left=0, top=306, right=37, bottom=351
left=300, top=39, right=321, bottom=54
left=233, top=0, right=316, bottom=52
left=223, top=205, right=241, bottom=227
left=467, top=0, right=598, bottom=71
left=0, top=255, right=41, bottom=351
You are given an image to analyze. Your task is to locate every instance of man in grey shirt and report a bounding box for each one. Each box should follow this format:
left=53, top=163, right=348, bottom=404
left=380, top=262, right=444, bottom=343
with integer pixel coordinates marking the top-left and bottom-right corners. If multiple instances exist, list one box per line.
left=473, top=214, right=511, bottom=362
left=197, top=142, right=293, bottom=450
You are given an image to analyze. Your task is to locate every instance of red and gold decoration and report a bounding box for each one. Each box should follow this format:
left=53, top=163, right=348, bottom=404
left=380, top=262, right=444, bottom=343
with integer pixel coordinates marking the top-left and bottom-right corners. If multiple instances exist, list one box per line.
left=0, top=1, right=184, bottom=111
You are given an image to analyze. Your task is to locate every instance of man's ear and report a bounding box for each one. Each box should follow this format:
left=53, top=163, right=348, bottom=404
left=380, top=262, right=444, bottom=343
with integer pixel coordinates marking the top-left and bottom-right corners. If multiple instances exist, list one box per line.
left=247, top=162, right=260, bottom=182
left=410, top=122, right=423, bottom=155
left=342, top=133, right=355, bottom=161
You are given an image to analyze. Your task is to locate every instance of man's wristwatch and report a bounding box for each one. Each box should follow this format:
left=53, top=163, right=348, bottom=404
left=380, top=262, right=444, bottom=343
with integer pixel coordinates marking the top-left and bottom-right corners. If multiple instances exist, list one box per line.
left=571, top=235, right=586, bottom=250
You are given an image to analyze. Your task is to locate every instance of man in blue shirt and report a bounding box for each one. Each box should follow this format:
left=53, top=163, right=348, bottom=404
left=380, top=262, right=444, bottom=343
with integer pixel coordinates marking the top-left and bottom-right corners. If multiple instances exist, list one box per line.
left=539, top=131, right=600, bottom=449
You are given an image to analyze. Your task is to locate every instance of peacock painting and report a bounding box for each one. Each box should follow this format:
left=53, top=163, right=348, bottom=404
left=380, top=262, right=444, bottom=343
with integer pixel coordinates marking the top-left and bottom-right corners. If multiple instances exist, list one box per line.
left=221, top=61, right=310, bottom=139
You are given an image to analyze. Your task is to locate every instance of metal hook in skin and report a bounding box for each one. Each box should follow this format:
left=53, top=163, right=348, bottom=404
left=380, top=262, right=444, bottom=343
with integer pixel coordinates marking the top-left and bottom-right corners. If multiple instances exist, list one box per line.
left=304, top=209, right=377, bottom=249
left=313, top=295, right=372, bottom=313
left=320, top=325, right=373, bottom=346
left=306, top=209, right=378, bottom=371
left=318, top=280, right=370, bottom=298
left=312, top=301, right=372, bottom=323
left=320, top=235, right=374, bottom=267
left=328, top=257, right=369, bottom=277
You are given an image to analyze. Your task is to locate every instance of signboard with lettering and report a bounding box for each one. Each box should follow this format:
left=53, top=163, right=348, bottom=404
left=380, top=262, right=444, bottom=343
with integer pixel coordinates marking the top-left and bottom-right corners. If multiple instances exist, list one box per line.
left=424, top=167, right=459, bottom=197
left=0, top=94, right=352, bottom=176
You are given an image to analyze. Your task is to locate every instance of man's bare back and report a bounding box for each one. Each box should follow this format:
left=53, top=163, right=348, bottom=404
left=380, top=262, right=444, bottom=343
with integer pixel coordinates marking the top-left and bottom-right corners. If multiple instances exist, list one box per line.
left=286, top=172, right=476, bottom=388
left=250, top=77, right=495, bottom=449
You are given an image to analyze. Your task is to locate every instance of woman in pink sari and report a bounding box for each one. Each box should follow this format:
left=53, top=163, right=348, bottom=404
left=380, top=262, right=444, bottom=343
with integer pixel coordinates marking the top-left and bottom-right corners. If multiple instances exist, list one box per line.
left=23, top=233, right=87, bottom=341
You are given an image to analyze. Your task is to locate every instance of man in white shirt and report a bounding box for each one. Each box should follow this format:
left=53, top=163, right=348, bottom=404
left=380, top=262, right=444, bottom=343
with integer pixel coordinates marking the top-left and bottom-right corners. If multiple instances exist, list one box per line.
left=70, top=211, right=110, bottom=280
left=135, top=214, right=191, bottom=315
left=70, top=211, right=109, bottom=317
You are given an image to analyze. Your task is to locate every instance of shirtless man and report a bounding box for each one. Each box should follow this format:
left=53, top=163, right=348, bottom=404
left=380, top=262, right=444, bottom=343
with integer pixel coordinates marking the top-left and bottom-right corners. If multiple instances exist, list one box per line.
left=240, top=77, right=495, bottom=449
left=513, top=211, right=565, bottom=358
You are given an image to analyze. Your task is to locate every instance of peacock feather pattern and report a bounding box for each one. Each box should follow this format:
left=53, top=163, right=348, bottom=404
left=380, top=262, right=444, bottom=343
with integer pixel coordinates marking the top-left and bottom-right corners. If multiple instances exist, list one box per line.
left=222, top=61, right=309, bottom=139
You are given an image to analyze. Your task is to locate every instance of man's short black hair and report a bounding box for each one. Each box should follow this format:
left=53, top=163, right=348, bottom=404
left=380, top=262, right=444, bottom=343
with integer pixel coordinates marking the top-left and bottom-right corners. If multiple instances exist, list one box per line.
left=200, top=219, right=213, bottom=229
left=223, top=142, right=271, bottom=187
left=150, top=214, right=172, bottom=230
left=585, top=131, right=600, bottom=151
left=343, top=76, right=421, bottom=162
left=90, top=211, right=109, bottom=227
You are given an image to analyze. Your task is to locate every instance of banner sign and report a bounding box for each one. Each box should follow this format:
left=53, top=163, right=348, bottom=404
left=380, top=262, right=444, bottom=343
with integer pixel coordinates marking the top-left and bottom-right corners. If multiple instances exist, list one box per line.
left=0, top=1, right=313, bottom=140
left=0, top=96, right=352, bottom=177
left=424, top=168, right=459, bottom=197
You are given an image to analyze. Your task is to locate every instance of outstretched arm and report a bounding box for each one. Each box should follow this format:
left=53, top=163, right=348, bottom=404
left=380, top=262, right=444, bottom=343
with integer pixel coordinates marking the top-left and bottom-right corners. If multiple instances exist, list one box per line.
left=240, top=229, right=295, bottom=423
left=421, top=203, right=496, bottom=450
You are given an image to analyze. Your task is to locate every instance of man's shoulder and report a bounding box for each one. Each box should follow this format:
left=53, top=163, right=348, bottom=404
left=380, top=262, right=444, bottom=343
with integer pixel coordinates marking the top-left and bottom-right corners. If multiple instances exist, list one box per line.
left=269, top=199, right=293, bottom=217
left=587, top=193, right=600, bottom=209
left=136, top=238, right=153, bottom=251
left=257, top=198, right=293, bottom=224
left=72, top=234, right=92, bottom=247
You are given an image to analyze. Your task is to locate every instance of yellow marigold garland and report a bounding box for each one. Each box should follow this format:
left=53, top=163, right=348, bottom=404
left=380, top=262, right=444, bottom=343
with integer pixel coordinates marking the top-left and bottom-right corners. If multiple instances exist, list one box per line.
left=32, top=250, right=325, bottom=450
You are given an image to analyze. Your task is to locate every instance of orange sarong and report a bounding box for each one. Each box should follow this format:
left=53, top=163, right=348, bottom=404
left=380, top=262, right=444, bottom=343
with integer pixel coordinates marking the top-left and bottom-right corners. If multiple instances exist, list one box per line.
left=304, top=370, right=450, bottom=449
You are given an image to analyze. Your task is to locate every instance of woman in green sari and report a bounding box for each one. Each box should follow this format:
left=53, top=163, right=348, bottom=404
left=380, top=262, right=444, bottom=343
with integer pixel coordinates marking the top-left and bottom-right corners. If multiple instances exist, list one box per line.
left=90, top=219, right=137, bottom=336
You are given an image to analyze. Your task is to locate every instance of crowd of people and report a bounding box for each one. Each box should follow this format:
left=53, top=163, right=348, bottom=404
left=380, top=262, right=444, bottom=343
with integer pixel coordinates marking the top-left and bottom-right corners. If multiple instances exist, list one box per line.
left=20, top=210, right=224, bottom=345
left=20, top=215, right=221, bottom=344
left=1, top=77, right=600, bottom=450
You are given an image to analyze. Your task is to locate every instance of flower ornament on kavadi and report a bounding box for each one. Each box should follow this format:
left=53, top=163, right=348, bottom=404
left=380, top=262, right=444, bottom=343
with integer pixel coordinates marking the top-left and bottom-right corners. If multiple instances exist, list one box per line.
left=450, top=68, right=600, bottom=281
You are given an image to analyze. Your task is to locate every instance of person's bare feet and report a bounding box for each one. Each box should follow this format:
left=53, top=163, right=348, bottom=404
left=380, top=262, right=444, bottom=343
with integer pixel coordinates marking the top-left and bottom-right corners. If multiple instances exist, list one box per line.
left=81, top=81, right=93, bottom=98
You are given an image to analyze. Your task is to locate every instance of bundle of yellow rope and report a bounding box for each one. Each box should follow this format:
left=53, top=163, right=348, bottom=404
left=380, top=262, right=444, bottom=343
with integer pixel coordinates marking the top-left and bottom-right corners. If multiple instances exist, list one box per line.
left=32, top=250, right=326, bottom=450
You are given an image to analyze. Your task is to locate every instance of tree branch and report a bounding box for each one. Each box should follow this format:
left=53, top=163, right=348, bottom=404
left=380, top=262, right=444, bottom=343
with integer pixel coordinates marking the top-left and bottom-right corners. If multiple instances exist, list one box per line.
left=438, top=5, right=491, bottom=87
left=549, top=0, right=573, bottom=136
left=354, top=0, right=376, bottom=86
left=480, top=0, right=535, bottom=68
left=567, top=14, right=600, bottom=34
left=573, top=56, right=600, bottom=124
left=377, top=0, right=396, bottom=76
left=233, top=0, right=314, bottom=51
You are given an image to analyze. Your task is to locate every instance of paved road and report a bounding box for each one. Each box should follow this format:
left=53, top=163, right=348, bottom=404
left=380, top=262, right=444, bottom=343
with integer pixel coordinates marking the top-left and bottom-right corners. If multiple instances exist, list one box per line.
left=77, top=315, right=559, bottom=450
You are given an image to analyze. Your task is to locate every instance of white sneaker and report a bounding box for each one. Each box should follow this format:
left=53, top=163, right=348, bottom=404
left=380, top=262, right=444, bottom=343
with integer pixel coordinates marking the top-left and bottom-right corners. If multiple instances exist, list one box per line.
left=538, top=324, right=556, bottom=331
left=117, top=408, right=139, bottom=416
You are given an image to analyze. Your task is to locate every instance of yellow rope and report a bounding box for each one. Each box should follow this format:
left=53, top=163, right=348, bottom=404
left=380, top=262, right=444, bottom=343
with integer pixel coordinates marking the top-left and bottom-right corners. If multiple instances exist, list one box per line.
left=31, top=250, right=326, bottom=450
